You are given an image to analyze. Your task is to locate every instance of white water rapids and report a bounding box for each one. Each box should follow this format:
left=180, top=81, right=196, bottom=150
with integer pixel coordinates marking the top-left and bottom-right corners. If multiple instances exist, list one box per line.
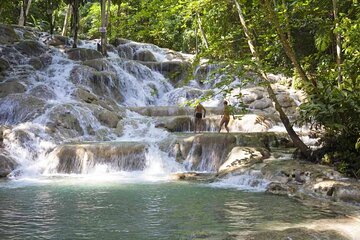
left=0, top=29, right=304, bottom=192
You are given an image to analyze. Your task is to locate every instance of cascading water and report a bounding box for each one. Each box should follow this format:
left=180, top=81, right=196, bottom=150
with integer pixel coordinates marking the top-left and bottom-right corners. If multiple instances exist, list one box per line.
left=0, top=27, right=305, bottom=190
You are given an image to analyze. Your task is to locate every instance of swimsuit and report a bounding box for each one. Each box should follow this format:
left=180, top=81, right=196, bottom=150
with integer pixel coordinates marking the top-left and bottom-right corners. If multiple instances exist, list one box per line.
left=195, top=112, right=203, bottom=119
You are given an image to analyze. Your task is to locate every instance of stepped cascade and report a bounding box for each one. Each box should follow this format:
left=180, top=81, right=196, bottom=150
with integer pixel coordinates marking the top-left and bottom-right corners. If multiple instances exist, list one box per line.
left=0, top=25, right=306, bottom=185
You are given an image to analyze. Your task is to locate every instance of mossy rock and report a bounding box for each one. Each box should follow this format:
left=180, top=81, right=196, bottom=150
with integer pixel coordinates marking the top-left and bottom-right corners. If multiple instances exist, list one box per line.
left=14, top=40, right=46, bottom=57
left=0, top=24, right=19, bottom=44
left=82, top=59, right=114, bottom=72
left=67, top=48, right=103, bottom=61
left=0, top=94, right=46, bottom=124
left=0, top=81, right=26, bottom=98
left=0, top=58, right=10, bottom=73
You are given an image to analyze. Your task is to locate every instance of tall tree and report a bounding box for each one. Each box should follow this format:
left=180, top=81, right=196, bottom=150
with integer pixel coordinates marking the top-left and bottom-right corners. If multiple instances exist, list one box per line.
left=262, top=0, right=317, bottom=88
left=234, top=0, right=312, bottom=159
left=332, top=0, right=342, bottom=84
left=62, top=4, right=72, bottom=36
left=18, top=0, right=32, bottom=26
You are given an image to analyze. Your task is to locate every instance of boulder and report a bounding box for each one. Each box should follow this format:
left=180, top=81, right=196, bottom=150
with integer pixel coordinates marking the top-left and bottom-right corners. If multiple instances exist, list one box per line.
left=218, top=147, right=269, bottom=173
left=174, top=133, right=237, bottom=171
left=83, top=59, right=115, bottom=72
left=141, top=61, right=191, bottom=84
left=249, top=98, right=273, bottom=110
left=14, top=40, right=47, bottom=57
left=0, top=81, right=26, bottom=98
left=70, top=66, right=124, bottom=102
left=94, top=108, right=121, bottom=128
left=0, top=153, right=17, bottom=178
left=28, top=57, right=43, bottom=70
left=171, top=172, right=216, bottom=182
left=332, top=183, right=360, bottom=203
left=0, top=94, right=46, bottom=124
left=48, top=142, right=147, bottom=174
left=28, top=84, right=56, bottom=100
left=276, top=93, right=296, bottom=108
left=0, top=58, right=10, bottom=73
left=133, top=49, right=157, bottom=62
left=67, top=48, right=103, bottom=61
left=0, top=24, right=20, bottom=44
left=48, top=35, right=69, bottom=46
left=73, top=87, right=99, bottom=104
left=45, top=104, right=84, bottom=138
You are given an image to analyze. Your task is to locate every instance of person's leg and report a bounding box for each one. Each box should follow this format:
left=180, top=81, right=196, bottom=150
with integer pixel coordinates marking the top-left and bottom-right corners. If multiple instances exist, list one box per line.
left=225, top=120, right=229, bottom=133
left=194, top=118, right=198, bottom=133
left=218, top=118, right=225, bottom=133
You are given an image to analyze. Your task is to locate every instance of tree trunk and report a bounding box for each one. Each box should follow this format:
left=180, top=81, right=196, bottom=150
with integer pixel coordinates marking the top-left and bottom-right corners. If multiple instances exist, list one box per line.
left=332, top=0, right=342, bottom=85
left=72, top=0, right=79, bottom=48
left=234, top=0, right=312, bottom=159
left=19, top=0, right=32, bottom=26
left=263, top=0, right=317, bottom=88
left=62, top=4, right=72, bottom=36
left=196, top=13, right=209, bottom=49
left=282, top=0, right=292, bottom=43
left=100, top=0, right=107, bottom=56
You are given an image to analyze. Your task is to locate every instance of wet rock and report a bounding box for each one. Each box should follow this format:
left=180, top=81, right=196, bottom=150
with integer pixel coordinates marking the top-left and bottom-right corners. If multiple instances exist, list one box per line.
left=333, top=183, right=360, bottom=203
left=0, top=24, right=20, bottom=44
left=133, top=49, right=157, bottom=62
left=175, top=133, right=237, bottom=171
left=67, top=48, right=103, bottom=61
left=28, top=57, right=43, bottom=70
left=70, top=66, right=124, bottom=102
left=266, top=182, right=290, bottom=195
left=112, top=38, right=132, bottom=47
left=28, top=84, right=56, bottom=100
left=0, top=152, right=17, bottom=178
left=94, top=108, right=122, bottom=128
left=218, top=147, right=269, bottom=174
left=276, top=93, right=296, bottom=108
left=0, top=81, right=26, bottom=98
left=141, top=61, right=191, bottom=84
left=0, top=46, right=25, bottom=65
left=73, top=87, right=99, bottom=104
left=171, top=172, right=216, bottom=182
left=0, top=94, right=46, bottom=124
left=39, top=53, right=53, bottom=68
left=48, top=35, right=69, bottom=46
left=0, top=58, right=10, bottom=73
left=46, top=105, right=84, bottom=138
left=14, top=40, right=47, bottom=57
left=49, top=142, right=147, bottom=173
left=82, top=59, right=115, bottom=72
left=249, top=98, right=273, bottom=110
left=117, top=44, right=134, bottom=59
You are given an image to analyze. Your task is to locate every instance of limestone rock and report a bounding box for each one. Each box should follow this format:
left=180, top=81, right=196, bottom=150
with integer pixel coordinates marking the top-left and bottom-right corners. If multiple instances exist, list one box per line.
left=83, top=59, right=115, bottom=72
left=73, top=88, right=99, bottom=104
left=28, top=84, right=56, bottom=100
left=67, top=48, right=103, bottom=61
left=0, top=24, right=20, bottom=44
left=0, top=81, right=26, bottom=98
left=14, top=40, right=47, bottom=57
left=0, top=94, right=46, bottom=124
left=94, top=108, right=121, bottom=128
left=48, top=35, right=69, bottom=46
left=218, top=147, right=269, bottom=173
left=49, top=142, right=147, bottom=174
left=0, top=152, right=17, bottom=177
left=333, top=183, right=360, bottom=203
left=0, top=58, right=10, bottom=73
left=171, top=172, right=216, bottom=182
left=28, top=57, right=43, bottom=70
left=133, top=49, right=157, bottom=62
left=249, top=98, right=273, bottom=110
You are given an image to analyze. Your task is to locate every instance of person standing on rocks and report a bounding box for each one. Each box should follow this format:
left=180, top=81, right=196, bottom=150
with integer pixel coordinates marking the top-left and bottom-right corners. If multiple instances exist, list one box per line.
left=218, top=101, right=235, bottom=133
left=194, top=103, right=206, bottom=133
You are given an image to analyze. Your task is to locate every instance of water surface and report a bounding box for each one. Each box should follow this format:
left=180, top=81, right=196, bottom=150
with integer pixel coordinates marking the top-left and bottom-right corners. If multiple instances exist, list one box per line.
left=0, top=179, right=342, bottom=240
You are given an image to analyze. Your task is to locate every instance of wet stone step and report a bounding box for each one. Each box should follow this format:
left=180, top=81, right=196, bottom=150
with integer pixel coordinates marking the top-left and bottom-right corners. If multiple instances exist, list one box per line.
left=48, top=142, right=148, bottom=174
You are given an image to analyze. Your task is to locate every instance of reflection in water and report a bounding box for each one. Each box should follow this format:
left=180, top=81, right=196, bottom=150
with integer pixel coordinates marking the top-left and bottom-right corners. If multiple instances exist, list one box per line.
left=0, top=182, right=356, bottom=240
